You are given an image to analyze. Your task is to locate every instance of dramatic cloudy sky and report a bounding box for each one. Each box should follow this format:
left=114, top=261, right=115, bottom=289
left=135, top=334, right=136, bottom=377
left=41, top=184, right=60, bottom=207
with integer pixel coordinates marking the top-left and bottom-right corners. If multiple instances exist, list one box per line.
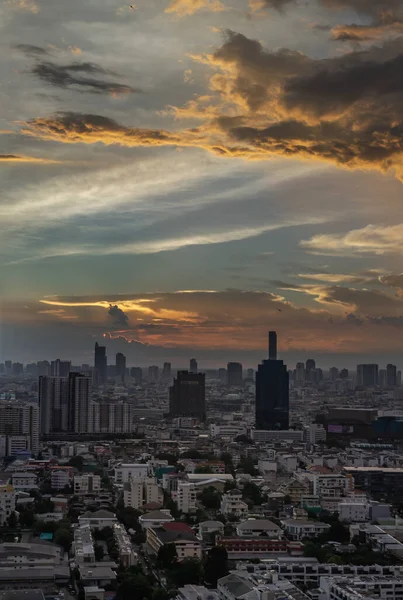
left=2, top=0, right=403, bottom=368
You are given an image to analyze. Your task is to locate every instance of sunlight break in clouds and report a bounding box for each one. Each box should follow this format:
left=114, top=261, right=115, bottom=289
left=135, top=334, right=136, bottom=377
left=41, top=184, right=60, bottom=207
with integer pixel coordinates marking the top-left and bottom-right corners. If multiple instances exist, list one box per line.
left=5, top=0, right=38, bottom=13
left=301, top=224, right=403, bottom=256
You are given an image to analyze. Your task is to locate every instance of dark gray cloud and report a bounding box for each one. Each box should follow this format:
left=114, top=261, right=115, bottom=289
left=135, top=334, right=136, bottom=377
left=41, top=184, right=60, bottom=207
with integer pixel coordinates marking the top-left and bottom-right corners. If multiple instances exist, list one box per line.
left=380, top=274, right=403, bottom=289
left=29, top=61, right=139, bottom=95
left=14, top=44, right=50, bottom=56
left=108, top=304, right=129, bottom=326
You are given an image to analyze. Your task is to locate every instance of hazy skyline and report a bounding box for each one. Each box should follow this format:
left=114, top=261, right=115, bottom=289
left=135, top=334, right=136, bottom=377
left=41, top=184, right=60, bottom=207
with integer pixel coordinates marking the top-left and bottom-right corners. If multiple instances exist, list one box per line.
left=2, top=0, right=403, bottom=366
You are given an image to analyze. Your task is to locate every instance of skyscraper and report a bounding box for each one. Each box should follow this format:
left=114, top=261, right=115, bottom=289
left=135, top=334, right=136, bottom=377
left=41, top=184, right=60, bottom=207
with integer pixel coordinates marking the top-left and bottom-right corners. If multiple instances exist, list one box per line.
left=0, top=402, right=39, bottom=455
left=255, top=331, right=289, bottom=430
left=295, top=362, right=305, bottom=385
left=162, top=362, right=172, bottom=382
left=169, top=371, right=206, bottom=420
left=227, top=362, right=243, bottom=386
left=268, top=331, right=277, bottom=360
left=50, top=359, right=71, bottom=378
left=116, top=353, right=127, bottom=383
left=357, top=364, right=378, bottom=388
left=387, top=364, right=397, bottom=387
left=94, top=343, right=107, bottom=386
left=190, top=358, right=198, bottom=374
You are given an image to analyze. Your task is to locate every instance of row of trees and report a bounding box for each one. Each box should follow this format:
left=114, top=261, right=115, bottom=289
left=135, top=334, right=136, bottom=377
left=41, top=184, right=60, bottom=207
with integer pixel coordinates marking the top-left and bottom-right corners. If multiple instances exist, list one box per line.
left=157, top=543, right=229, bottom=587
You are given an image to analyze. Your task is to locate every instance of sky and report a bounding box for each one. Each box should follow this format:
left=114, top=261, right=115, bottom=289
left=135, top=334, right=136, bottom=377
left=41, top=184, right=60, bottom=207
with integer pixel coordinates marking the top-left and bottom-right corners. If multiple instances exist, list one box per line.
left=2, top=0, right=403, bottom=368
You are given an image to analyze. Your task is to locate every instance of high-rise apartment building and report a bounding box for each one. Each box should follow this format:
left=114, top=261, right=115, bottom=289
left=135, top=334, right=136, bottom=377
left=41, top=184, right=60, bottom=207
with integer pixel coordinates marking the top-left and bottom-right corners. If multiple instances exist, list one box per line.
left=227, top=362, right=243, bottom=386
left=148, top=365, right=159, bottom=383
left=169, top=371, right=206, bottom=421
left=255, top=331, right=289, bottom=430
left=50, top=359, right=71, bottom=377
left=330, top=367, right=339, bottom=381
left=0, top=402, right=39, bottom=455
left=357, top=364, right=378, bottom=388
left=190, top=359, right=198, bottom=374
left=130, top=367, right=143, bottom=384
left=39, top=376, right=70, bottom=434
left=94, top=343, right=107, bottom=386
left=97, top=402, right=134, bottom=434
left=115, top=353, right=127, bottom=383
left=39, top=373, right=92, bottom=435
left=218, top=368, right=227, bottom=384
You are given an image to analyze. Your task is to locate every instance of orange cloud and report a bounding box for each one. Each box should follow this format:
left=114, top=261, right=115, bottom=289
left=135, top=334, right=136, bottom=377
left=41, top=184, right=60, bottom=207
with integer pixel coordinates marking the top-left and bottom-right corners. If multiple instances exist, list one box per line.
left=0, top=154, right=61, bottom=164
left=165, top=0, right=226, bottom=16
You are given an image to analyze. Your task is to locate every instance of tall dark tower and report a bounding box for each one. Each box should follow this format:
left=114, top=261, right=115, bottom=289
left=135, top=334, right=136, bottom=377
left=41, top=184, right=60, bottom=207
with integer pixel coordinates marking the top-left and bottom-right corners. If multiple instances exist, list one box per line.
left=256, top=331, right=289, bottom=430
left=169, top=371, right=206, bottom=421
left=268, top=331, right=277, bottom=360
left=94, top=342, right=107, bottom=386
left=115, top=352, right=127, bottom=383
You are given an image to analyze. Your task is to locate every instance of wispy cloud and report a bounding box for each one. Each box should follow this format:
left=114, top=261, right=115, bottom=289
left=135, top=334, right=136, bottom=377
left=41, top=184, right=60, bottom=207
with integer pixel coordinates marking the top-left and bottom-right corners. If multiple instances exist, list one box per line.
left=301, top=224, right=403, bottom=256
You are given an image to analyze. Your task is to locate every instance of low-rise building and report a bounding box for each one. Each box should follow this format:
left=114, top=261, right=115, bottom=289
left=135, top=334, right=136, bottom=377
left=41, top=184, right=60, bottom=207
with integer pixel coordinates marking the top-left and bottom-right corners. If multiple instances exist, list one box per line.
left=282, top=519, right=331, bottom=540
left=74, top=523, right=95, bottom=564
left=114, top=463, right=151, bottom=484
left=198, top=520, right=225, bottom=540
left=74, top=474, right=101, bottom=496
left=79, top=509, right=117, bottom=530
left=113, top=523, right=137, bottom=567
left=236, top=519, right=282, bottom=538
left=320, top=575, right=403, bottom=600
left=139, top=509, right=174, bottom=530
left=147, top=522, right=202, bottom=561
left=10, top=472, right=37, bottom=491
left=50, top=468, right=71, bottom=490
left=220, top=490, right=248, bottom=519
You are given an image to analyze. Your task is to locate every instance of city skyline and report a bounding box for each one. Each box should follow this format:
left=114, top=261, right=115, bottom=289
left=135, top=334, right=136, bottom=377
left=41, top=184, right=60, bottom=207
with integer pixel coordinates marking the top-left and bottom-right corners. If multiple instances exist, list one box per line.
left=2, top=0, right=403, bottom=364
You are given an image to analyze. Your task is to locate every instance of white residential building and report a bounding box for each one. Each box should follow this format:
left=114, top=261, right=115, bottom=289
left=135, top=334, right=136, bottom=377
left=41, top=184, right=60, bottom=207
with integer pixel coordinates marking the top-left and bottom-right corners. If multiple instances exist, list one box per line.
left=320, top=576, right=403, bottom=600
left=123, top=477, right=163, bottom=510
left=79, top=509, right=117, bottom=529
left=0, top=484, right=15, bottom=525
left=11, top=472, right=38, bottom=491
left=177, top=482, right=196, bottom=514
left=282, top=519, right=331, bottom=540
left=220, top=489, right=248, bottom=519
left=114, top=463, right=151, bottom=484
left=74, top=522, right=95, bottom=564
left=144, top=478, right=163, bottom=505
left=74, top=474, right=101, bottom=496
left=124, top=480, right=144, bottom=510
left=51, top=468, right=71, bottom=490
left=113, top=523, right=137, bottom=567
left=338, top=499, right=369, bottom=523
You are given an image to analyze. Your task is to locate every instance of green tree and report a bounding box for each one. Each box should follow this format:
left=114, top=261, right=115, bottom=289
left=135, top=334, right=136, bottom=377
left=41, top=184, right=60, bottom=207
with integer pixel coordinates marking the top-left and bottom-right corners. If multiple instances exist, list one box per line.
left=169, top=558, right=203, bottom=586
left=195, top=466, right=213, bottom=474
left=200, top=486, right=221, bottom=510
left=68, top=456, right=84, bottom=471
left=116, top=507, right=141, bottom=530
left=204, top=545, right=229, bottom=586
left=94, top=543, right=105, bottom=561
left=157, top=542, right=177, bottom=569
left=6, top=512, right=18, bottom=529
left=180, top=450, right=202, bottom=459
left=242, top=482, right=264, bottom=506
left=54, top=527, right=73, bottom=552
left=116, top=571, right=152, bottom=600
left=238, top=458, right=258, bottom=476
left=152, top=588, right=170, bottom=600
left=224, top=480, right=237, bottom=492
left=283, top=494, right=292, bottom=505
left=19, top=509, right=36, bottom=528
left=234, top=435, right=253, bottom=445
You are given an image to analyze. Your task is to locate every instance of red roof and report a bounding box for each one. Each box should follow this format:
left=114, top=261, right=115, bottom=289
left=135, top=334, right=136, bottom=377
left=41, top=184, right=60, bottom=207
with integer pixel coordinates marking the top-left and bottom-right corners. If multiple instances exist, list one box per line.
left=163, top=522, right=194, bottom=533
